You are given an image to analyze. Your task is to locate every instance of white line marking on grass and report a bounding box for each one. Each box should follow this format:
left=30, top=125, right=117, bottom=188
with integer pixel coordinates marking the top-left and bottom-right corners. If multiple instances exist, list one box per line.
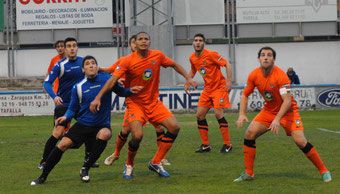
left=318, top=128, right=340, bottom=134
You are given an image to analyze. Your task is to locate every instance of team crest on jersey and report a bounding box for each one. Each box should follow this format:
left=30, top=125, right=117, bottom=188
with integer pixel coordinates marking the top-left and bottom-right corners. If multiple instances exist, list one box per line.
left=295, top=120, right=301, bottom=126
left=143, top=69, right=153, bottom=80
left=264, top=91, right=273, bottom=101
left=220, top=98, right=224, bottom=103
left=116, top=65, right=121, bottom=70
left=270, top=83, right=274, bottom=88
left=199, top=67, right=206, bottom=76
left=151, top=60, right=156, bottom=65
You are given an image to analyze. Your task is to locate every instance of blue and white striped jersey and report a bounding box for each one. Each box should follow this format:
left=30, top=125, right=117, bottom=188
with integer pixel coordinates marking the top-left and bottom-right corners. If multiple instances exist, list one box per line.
left=64, top=72, right=132, bottom=127
left=44, top=57, right=84, bottom=108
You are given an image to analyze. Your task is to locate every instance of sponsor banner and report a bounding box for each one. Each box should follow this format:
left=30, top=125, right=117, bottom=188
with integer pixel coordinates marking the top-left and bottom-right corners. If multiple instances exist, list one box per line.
left=316, top=88, right=340, bottom=109
left=0, top=92, right=54, bottom=116
left=16, top=0, right=113, bottom=30
left=0, top=87, right=335, bottom=116
left=236, top=0, right=337, bottom=24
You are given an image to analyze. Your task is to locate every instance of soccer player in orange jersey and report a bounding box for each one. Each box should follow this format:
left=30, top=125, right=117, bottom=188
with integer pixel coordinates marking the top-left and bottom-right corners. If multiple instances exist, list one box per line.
left=101, top=35, right=171, bottom=166
left=234, top=47, right=332, bottom=182
left=90, top=32, right=198, bottom=178
left=186, top=33, right=232, bottom=153
left=44, top=40, right=66, bottom=94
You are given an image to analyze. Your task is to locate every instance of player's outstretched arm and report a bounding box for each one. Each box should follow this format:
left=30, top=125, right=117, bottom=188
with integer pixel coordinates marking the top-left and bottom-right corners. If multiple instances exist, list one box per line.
left=225, top=61, right=232, bottom=92
left=90, top=75, right=119, bottom=114
left=236, top=95, right=249, bottom=128
left=98, top=67, right=111, bottom=74
left=172, top=62, right=198, bottom=92
left=270, top=93, right=292, bottom=134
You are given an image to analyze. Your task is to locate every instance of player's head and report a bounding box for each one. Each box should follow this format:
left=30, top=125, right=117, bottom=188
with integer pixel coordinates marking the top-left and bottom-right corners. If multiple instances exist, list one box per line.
left=135, top=32, right=151, bottom=51
left=258, top=46, right=276, bottom=69
left=82, top=55, right=98, bottom=78
left=64, top=37, right=78, bottom=60
left=287, top=67, right=294, bottom=76
left=55, top=40, right=65, bottom=55
left=193, top=33, right=206, bottom=52
left=129, top=34, right=137, bottom=52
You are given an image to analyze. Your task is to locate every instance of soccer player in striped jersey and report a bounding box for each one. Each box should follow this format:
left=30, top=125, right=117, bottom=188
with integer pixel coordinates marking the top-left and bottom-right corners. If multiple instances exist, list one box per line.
left=234, top=47, right=331, bottom=182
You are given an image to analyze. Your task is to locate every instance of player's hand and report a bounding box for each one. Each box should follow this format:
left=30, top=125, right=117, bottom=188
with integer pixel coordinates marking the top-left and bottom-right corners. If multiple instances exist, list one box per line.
left=54, top=96, right=63, bottom=106
left=269, top=119, right=280, bottom=134
left=90, top=98, right=101, bottom=114
left=226, top=79, right=232, bottom=93
left=130, top=86, right=143, bottom=94
left=185, top=79, right=198, bottom=95
left=118, top=78, right=125, bottom=85
left=236, top=114, right=249, bottom=128
left=55, top=116, right=67, bottom=126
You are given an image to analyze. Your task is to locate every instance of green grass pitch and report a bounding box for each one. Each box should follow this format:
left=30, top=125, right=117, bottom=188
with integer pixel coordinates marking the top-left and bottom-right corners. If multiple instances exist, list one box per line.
left=1, top=110, right=339, bottom=193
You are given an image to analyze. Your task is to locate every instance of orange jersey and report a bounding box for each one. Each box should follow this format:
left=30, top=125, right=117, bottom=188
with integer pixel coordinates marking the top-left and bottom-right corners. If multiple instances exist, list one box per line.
left=243, top=65, right=298, bottom=113
left=113, top=50, right=174, bottom=109
left=190, top=49, right=228, bottom=92
left=108, top=57, right=127, bottom=79
left=47, top=55, right=64, bottom=93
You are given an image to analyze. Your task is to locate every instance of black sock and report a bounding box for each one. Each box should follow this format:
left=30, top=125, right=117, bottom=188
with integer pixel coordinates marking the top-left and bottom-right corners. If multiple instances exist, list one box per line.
left=41, top=135, right=59, bottom=163
left=83, top=139, right=107, bottom=169
left=41, top=147, right=64, bottom=179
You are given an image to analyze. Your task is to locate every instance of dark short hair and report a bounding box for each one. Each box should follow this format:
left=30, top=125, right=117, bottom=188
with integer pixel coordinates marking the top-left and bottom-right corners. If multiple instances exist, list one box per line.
left=129, top=34, right=137, bottom=45
left=136, top=32, right=150, bottom=40
left=194, top=33, right=206, bottom=42
left=55, top=40, right=64, bottom=48
left=258, top=46, right=276, bottom=59
left=64, top=37, right=77, bottom=47
left=82, top=55, right=98, bottom=68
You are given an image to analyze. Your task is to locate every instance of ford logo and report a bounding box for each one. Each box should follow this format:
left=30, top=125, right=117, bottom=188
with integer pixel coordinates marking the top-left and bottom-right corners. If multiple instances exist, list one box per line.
left=317, top=89, right=340, bottom=107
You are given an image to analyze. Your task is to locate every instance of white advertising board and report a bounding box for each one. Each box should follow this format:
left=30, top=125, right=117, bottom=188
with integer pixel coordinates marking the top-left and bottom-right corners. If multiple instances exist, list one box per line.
left=0, top=87, right=319, bottom=116
left=16, top=0, right=113, bottom=30
left=236, top=0, right=337, bottom=23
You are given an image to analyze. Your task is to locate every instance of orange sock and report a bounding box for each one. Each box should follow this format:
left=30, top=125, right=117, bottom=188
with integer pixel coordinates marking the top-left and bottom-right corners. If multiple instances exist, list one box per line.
left=243, top=139, right=256, bottom=176
left=114, top=131, right=128, bottom=156
left=152, top=132, right=177, bottom=164
left=197, top=119, right=209, bottom=145
left=126, top=150, right=137, bottom=167
left=218, top=117, right=231, bottom=146
left=302, top=143, right=328, bottom=174
left=156, top=132, right=166, bottom=159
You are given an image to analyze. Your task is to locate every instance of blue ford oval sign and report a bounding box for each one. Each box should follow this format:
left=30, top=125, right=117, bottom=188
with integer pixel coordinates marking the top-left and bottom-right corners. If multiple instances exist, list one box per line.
left=317, top=89, right=340, bottom=107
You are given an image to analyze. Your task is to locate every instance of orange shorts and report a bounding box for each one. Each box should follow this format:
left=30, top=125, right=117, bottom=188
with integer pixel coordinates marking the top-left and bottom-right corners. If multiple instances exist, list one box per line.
left=253, top=109, right=304, bottom=136
left=125, top=100, right=174, bottom=127
left=198, top=89, right=231, bottom=108
left=122, top=110, right=159, bottom=128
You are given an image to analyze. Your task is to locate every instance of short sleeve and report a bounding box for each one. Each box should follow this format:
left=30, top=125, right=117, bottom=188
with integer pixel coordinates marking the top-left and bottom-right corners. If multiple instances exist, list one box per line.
left=243, top=73, right=256, bottom=97
left=210, top=51, right=228, bottom=67
left=108, top=58, right=121, bottom=74
left=160, top=52, right=174, bottom=67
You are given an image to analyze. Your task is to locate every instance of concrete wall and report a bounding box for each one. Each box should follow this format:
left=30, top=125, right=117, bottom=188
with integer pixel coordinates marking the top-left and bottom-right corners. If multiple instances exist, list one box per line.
left=1, top=41, right=340, bottom=85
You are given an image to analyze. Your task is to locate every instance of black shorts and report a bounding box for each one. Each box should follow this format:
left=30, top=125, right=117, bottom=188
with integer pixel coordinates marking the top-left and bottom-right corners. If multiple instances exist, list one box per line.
left=64, top=122, right=111, bottom=147
left=54, top=107, right=70, bottom=128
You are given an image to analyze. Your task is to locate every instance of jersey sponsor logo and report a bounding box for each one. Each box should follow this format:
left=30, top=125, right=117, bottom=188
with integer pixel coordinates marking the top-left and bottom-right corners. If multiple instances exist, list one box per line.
left=65, top=70, right=71, bottom=72
left=295, top=120, right=301, bottom=126
left=71, top=66, right=80, bottom=69
left=317, top=89, right=340, bottom=107
left=143, top=69, right=153, bottom=80
left=264, top=91, right=273, bottom=101
left=199, top=67, right=206, bottom=76
left=116, top=65, right=121, bottom=70
left=90, top=85, right=101, bottom=89
left=84, top=89, right=90, bottom=93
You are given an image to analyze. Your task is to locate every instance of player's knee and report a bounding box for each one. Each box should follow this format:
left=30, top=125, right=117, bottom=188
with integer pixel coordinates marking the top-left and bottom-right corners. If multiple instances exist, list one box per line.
left=196, top=114, right=205, bottom=121
left=122, top=126, right=130, bottom=134
left=98, top=129, right=112, bottom=140
left=132, top=133, right=143, bottom=142
left=245, top=129, right=256, bottom=140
